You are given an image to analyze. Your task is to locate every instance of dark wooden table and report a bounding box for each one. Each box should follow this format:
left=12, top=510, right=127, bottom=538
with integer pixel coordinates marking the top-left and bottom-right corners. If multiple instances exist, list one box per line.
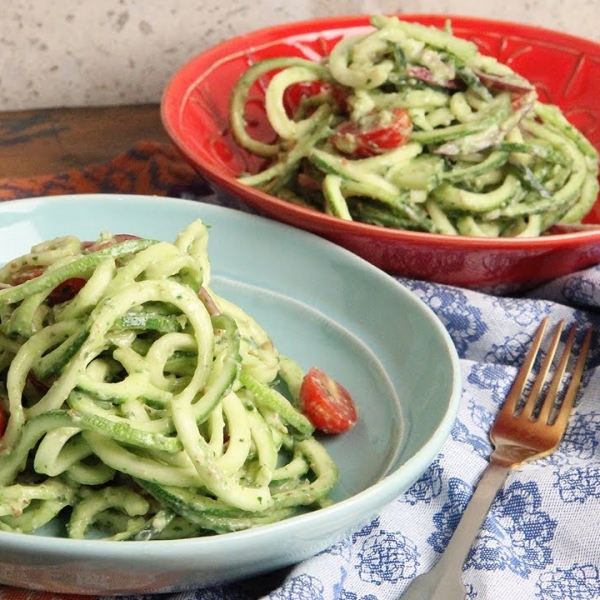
left=0, top=104, right=170, bottom=178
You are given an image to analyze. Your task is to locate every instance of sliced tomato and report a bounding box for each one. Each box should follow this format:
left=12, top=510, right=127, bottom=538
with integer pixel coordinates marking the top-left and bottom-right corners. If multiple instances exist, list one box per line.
left=10, top=266, right=45, bottom=286
left=284, top=81, right=326, bottom=117
left=10, top=272, right=87, bottom=305
left=510, top=92, right=536, bottom=114
left=8, top=234, right=140, bottom=304
left=406, top=65, right=461, bottom=89
left=47, top=277, right=87, bottom=305
left=9, top=266, right=86, bottom=304
left=331, top=107, right=413, bottom=158
left=283, top=81, right=347, bottom=118
left=473, top=69, right=534, bottom=94
left=299, top=367, right=357, bottom=434
left=27, top=372, right=51, bottom=393
left=83, top=233, right=140, bottom=253
left=113, top=234, right=140, bottom=242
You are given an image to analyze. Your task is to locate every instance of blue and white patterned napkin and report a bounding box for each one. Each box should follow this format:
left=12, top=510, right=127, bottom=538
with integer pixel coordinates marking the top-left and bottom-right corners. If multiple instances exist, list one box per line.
left=159, top=195, right=600, bottom=600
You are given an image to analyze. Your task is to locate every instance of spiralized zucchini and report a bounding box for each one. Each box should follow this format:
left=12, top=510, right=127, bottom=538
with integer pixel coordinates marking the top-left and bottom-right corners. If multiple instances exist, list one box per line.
left=230, top=15, right=599, bottom=237
left=0, top=221, right=338, bottom=540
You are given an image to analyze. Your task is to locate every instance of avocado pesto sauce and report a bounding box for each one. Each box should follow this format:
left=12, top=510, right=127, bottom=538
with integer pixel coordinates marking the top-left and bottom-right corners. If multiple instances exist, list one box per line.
left=0, top=221, right=338, bottom=540
left=230, top=15, right=599, bottom=238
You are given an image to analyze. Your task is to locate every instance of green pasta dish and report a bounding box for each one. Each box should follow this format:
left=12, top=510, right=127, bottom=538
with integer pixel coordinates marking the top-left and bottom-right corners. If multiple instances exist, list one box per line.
left=230, top=15, right=600, bottom=237
left=0, top=221, right=357, bottom=540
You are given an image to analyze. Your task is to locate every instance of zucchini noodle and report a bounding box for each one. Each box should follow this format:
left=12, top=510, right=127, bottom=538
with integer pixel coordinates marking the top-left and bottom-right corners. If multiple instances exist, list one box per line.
left=0, top=221, right=338, bottom=540
left=230, top=15, right=599, bottom=237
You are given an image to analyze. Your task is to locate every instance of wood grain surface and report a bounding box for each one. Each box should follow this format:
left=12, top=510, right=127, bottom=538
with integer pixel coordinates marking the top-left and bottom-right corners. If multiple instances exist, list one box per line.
left=0, top=104, right=170, bottom=178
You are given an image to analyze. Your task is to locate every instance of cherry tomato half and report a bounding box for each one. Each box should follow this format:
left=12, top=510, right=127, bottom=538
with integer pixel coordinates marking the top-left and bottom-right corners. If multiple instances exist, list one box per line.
left=10, top=234, right=140, bottom=304
left=10, top=268, right=85, bottom=304
left=284, top=81, right=326, bottom=117
left=331, top=107, right=413, bottom=158
left=82, top=233, right=140, bottom=253
left=283, top=81, right=347, bottom=118
left=299, top=367, right=358, bottom=434
left=47, top=277, right=87, bottom=305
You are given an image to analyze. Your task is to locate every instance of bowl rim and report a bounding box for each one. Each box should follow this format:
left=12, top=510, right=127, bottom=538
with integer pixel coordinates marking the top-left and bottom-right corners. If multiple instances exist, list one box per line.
left=161, top=13, right=600, bottom=250
left=0, top=193, right=462, bottom=555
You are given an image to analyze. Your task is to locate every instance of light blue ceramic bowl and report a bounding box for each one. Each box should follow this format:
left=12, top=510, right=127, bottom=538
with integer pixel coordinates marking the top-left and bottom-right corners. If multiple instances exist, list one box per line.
left=0, top=195, right=461, bottom=595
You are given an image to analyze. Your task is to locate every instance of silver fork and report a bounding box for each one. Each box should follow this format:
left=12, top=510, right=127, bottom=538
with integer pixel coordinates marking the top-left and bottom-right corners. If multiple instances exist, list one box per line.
left=399, top=317, right=593, bottom=600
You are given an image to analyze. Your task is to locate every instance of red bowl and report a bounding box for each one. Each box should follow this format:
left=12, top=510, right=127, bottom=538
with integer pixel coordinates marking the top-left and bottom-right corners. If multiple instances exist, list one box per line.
left=161, top=14, right=600, bottom=293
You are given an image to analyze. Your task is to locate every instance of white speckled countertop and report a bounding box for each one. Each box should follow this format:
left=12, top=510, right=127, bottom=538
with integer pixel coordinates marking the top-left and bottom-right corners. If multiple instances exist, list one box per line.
left=2, top=0, right=600, bottom=111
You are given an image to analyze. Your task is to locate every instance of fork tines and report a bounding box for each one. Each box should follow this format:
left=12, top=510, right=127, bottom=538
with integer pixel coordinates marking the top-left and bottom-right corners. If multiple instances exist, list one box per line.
left=509, top=317, right=593, bottom=425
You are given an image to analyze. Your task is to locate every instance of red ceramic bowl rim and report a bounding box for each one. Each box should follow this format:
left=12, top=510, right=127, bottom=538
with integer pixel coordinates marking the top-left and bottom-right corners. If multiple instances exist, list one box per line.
left=161, top=13, right=600, bottom=253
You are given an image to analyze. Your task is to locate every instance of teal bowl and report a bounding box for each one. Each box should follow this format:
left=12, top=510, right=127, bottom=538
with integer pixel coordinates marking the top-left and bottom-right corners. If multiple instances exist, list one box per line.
left=0, top=194, right=461, bottom=595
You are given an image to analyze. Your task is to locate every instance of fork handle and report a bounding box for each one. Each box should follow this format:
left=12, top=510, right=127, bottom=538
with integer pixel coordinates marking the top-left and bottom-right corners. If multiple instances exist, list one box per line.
left=399, top=462, right=511, bottom=599
left=439, top=461, right=510, bottom=571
